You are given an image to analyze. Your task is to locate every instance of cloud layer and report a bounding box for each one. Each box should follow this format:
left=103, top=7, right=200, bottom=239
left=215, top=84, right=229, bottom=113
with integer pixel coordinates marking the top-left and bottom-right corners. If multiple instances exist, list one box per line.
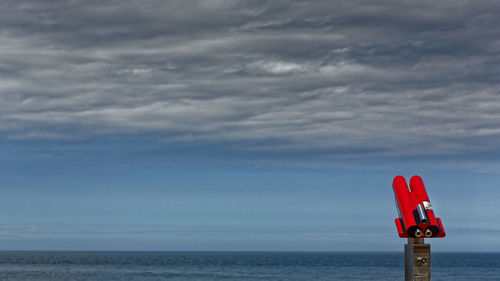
left=2, top=0, right=500, bottom=161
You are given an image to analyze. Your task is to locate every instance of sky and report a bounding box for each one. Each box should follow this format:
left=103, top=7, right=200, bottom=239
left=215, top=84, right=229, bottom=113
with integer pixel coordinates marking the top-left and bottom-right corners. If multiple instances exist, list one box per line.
left=0, top=0, right=500, bottom=251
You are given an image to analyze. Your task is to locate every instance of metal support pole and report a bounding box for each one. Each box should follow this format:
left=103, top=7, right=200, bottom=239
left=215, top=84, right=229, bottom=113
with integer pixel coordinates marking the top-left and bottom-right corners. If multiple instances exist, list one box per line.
left=405, top=238, right=431, bottom=281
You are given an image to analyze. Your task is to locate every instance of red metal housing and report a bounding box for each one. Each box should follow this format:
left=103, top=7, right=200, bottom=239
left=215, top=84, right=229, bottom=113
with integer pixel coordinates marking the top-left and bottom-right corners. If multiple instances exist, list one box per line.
left=392, top=175, right=445, bottom=238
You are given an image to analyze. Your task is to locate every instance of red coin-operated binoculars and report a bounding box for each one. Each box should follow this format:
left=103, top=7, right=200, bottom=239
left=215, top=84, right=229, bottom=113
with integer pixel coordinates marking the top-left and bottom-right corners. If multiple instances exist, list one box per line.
left=393, top=175, right=446, bottom=238
left=392, top=175, right=445, bottom=281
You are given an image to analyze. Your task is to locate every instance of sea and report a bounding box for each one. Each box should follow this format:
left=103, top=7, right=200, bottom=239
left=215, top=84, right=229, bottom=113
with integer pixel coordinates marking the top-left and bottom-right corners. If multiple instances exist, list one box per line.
left=0, top=251, right=498, bottom=281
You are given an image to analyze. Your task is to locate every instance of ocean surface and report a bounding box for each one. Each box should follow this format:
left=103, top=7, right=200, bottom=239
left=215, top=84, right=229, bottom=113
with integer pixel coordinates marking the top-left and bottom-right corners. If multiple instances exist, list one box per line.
left=0, top=251, right=498, bottom=281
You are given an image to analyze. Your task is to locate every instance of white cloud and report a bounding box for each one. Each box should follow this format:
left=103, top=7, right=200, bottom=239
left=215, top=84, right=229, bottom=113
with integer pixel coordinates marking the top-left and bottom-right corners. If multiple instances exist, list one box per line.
left=0, top=0, right=499, bottom=166
left=249, top=60, right=309, bottom=74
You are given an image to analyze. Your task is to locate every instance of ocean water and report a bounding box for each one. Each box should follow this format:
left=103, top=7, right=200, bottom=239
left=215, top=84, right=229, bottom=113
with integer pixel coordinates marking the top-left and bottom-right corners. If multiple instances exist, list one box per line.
left=0, top=251, right=498, bottom=281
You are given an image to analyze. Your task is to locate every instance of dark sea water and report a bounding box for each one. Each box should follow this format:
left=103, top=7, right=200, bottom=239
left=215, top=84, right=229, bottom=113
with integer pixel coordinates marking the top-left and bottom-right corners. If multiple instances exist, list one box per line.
left=0, top=251, right=498, bottom=281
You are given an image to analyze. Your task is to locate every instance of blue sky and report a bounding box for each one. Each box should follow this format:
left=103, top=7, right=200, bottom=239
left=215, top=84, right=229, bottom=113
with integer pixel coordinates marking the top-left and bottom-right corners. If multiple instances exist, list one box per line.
left=0, top=0, right=500, bottom=251
left=0, top=139, right=499, bottom=251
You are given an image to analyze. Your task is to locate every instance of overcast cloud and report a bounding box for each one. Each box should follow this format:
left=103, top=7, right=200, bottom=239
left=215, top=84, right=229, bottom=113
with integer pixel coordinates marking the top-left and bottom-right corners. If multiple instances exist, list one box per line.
left=1, top=0, right=500, bottom=167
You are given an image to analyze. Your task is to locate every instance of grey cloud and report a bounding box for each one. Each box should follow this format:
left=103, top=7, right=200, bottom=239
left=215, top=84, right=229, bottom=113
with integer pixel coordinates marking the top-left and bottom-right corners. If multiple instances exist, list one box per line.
left=1, top=0, right=500, bottom=164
